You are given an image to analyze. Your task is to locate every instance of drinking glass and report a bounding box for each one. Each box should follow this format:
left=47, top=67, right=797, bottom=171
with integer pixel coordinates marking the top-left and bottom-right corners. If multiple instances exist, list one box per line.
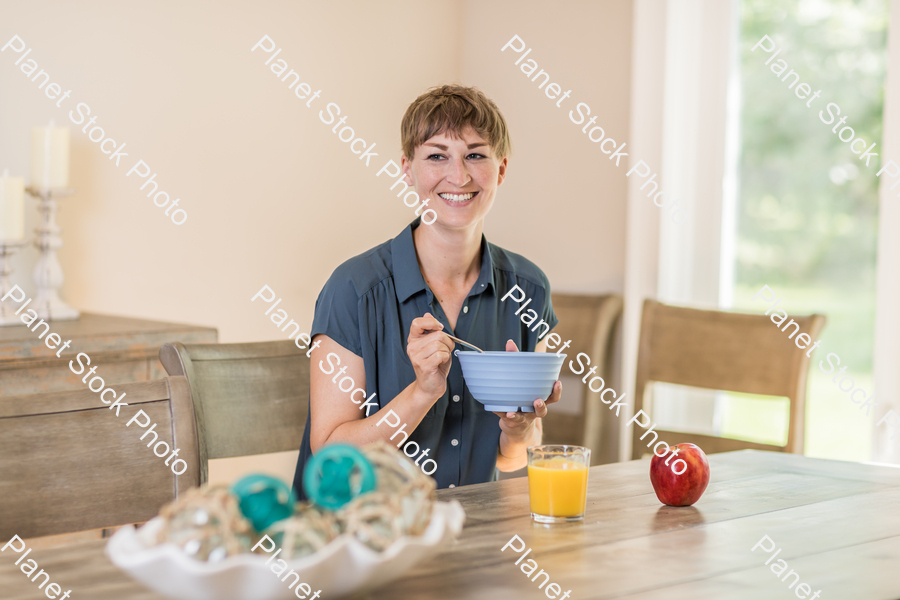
left=527, top=445, right=590, bottom=524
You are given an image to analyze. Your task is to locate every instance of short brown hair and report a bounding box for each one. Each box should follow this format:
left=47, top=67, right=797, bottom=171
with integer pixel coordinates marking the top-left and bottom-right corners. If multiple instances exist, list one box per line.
left=400, top=84, right=511, bottom=160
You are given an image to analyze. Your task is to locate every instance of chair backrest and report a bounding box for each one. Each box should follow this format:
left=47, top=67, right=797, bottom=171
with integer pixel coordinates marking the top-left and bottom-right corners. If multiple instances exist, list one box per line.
left=542, top=293, right=623, bottom=463
left=159, top=340, right=310, bottom=484
left=0, top=377, right=199, bottom=540
left=632, top=299, right=826, bottom=458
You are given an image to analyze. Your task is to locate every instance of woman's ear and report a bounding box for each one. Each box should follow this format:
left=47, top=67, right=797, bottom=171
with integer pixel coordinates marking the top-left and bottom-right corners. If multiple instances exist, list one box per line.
left=400, top=154, right=415, bottom=185
left=496, top=156, right=509, bottom=186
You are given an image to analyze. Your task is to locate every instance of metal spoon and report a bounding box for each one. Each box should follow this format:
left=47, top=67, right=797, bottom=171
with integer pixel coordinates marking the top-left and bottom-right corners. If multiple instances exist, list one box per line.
left=444, top=333, right=484, bottom=353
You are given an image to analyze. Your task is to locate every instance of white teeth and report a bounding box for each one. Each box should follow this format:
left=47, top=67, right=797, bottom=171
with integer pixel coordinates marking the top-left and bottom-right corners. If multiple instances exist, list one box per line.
left=439, top=192, right=475, bottom=202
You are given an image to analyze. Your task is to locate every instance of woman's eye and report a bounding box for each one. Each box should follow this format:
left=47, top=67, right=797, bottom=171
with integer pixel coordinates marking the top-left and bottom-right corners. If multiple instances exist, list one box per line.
left=425, top=153, right=485, bottom=161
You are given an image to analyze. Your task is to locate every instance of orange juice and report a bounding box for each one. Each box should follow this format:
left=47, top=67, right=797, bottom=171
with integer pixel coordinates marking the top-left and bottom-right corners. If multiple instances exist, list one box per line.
left=527, top=457, right=589, bottom=517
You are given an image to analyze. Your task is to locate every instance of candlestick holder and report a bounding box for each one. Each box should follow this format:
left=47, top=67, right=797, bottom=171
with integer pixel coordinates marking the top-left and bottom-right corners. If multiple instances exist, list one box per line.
left=25, top=186, right=79, bottom=321
left=0, top=239, right=28, bottom=326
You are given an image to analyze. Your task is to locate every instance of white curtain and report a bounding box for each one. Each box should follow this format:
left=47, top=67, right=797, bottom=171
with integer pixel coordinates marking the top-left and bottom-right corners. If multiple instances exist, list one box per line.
left=625, top=0, right=900, bottom=464
left=621, top=0, right=737, bottom=459
left=872, top=0, right=900, bottom=464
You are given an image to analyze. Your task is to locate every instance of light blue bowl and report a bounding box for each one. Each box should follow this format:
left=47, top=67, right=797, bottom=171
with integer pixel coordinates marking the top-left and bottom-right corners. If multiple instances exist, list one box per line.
left=455, top=350, right=566, bottom=412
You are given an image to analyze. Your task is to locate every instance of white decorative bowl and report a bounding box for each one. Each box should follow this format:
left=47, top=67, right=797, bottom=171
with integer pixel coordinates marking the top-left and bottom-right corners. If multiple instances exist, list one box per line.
left=456, top=350, right=566, bottom=412
left=105, top=501, right=466, bottom=600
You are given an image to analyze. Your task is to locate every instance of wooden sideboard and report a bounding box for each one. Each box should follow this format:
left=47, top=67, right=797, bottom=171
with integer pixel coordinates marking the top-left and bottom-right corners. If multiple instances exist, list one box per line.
left=0, top=312, right=217, bottom=396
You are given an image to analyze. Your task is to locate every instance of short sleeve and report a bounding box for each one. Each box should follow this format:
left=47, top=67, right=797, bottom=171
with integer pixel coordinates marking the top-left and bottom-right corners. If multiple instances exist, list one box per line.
left=541, top=286, right=559, bottom=334
left=310, top=267, right=363, bottom=357
left=533, top=272, right=558, bottom=347
left=511, top=271, right=558, bottom=352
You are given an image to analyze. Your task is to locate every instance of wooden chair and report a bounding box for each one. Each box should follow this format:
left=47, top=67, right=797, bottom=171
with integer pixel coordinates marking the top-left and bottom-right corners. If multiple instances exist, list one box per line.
left=159, top=340, right=310, bottom=484
left=542, top=293, right=623, bottom=464
left=631, top=299, right=826, bottom=458
left=0, top=377, right=199, bottom=541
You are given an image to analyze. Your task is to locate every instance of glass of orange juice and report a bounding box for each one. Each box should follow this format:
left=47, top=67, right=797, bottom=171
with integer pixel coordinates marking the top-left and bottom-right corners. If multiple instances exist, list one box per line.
left=527, top=445, right=590, bottom=523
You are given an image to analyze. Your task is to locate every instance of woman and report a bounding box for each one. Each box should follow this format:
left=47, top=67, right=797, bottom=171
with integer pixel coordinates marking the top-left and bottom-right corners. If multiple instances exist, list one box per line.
left=292, top=84, right=562, bottom=493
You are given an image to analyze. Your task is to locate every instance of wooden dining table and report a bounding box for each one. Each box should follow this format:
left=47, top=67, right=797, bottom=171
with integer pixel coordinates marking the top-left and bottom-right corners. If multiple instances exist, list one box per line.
left=3, top=450, right=900, bottom=599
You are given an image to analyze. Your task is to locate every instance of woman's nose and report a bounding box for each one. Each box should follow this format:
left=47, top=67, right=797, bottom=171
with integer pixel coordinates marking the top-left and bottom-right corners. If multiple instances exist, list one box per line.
left=446, top=157, right=471, bottom=187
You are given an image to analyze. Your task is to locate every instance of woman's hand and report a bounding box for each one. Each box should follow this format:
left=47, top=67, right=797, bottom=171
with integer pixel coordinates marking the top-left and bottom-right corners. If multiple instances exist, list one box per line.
left=407, top=313, right=455, bottom=403
left=494, top=339, right=562, bottom=468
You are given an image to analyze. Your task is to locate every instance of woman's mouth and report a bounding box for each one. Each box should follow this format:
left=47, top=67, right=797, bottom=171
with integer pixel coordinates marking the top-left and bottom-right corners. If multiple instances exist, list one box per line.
left=438, top=191, right=478, bottom=206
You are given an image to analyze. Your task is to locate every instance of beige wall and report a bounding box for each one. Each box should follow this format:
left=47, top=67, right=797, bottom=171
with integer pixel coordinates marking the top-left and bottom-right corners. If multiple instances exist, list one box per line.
left=0, top=0, right=631, bottom=482
left=462, top=1, right=631, bottom=295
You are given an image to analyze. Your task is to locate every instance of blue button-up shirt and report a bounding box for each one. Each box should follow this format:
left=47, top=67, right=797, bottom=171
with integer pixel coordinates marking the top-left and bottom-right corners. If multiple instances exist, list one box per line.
left=292, top=218, right=558, bottom=494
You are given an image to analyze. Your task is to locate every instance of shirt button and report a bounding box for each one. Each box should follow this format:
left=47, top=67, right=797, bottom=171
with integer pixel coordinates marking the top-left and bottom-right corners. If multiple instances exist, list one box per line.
left=451, top=439, right=459, bottom=446
left=449, top=484, right=456, bottom=488
left=463, top=306, right=468, bottom=313
left=452, top=395, right=460, bottom=402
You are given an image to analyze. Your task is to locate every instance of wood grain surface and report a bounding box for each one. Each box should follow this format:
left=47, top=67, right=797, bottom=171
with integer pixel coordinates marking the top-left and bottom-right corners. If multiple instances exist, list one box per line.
left=0, top=312, right=217, bottom=396
left=0, top=312, right=218, bottom=361
left=2, top=451, right=898, bottom=599
left=159, top=340, right=311, bottom=484
left=633, top=300, right=826, bottom=456
left=0, top=377, right=200, bottom=540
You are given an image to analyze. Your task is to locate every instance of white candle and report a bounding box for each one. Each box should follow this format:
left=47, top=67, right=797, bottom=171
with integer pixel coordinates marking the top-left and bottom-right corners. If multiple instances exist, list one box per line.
left=0, top=169, right=25, bottom=242
left=30, top=121, right=70, bottom=189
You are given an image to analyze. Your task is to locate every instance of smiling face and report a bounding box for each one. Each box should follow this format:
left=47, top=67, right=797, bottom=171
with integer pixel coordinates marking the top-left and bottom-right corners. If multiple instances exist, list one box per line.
left=401, top=126, right=508, bottom=231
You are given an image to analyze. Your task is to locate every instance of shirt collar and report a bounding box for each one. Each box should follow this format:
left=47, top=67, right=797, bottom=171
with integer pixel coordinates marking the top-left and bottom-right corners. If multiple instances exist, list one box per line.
left=391, top=219, right=428, bottom=303
left=391, top=218, right=495, bottom=303
left=470, top=235, right=495, bottom=298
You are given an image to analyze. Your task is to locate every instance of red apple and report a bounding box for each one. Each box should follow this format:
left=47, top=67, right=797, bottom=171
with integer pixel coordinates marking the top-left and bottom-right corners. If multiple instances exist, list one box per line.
left=649, top=443, right=710, bottom=506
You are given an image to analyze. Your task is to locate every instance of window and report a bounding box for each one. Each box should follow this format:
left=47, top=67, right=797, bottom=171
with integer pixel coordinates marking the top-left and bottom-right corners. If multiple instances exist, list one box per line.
left=721, top=0, right=888, bottom=461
